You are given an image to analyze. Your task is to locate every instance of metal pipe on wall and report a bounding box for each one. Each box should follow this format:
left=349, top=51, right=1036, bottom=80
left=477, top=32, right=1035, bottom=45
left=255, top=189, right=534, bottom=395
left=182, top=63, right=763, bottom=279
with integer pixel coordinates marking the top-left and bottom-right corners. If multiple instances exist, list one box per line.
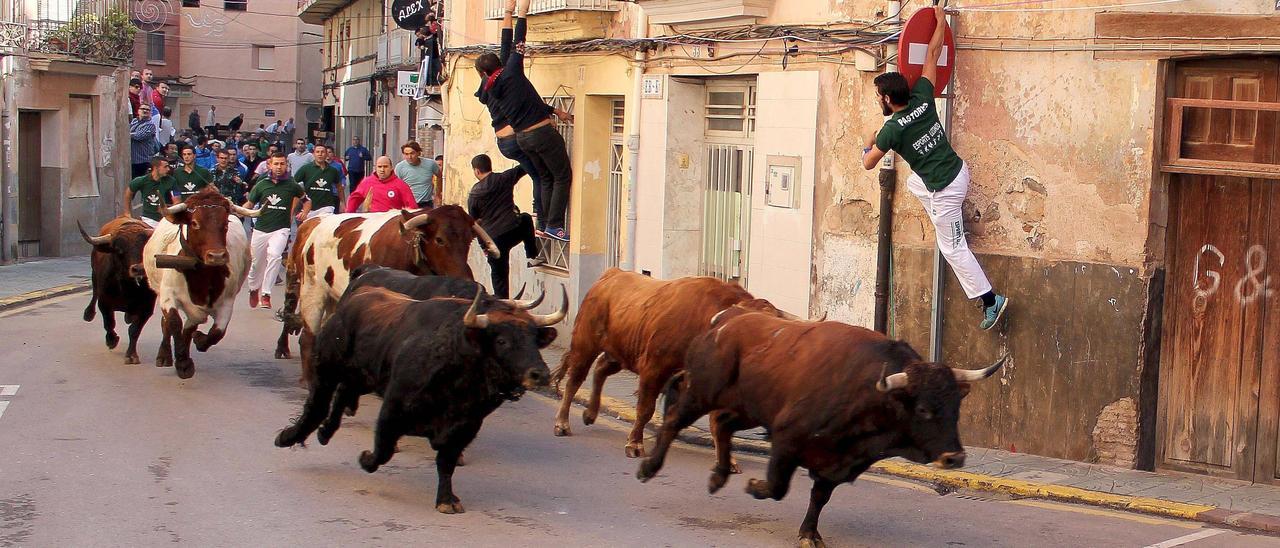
left=929, top=6, right=957, bottom=362
left=621, top=8, right=649, bottom=273
left=873, top=0, right=902, bottom=334
left=0, top=59, right=12, bottom=263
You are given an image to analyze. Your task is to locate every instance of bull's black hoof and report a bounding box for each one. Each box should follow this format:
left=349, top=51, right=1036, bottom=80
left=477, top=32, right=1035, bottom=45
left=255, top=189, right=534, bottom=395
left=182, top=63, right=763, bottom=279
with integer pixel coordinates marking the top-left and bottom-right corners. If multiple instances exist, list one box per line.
left=456, top=453, right=467, bottom=467
left=156, top=354, right=173, bottom=368
left=317, top=423, right=336, bottom=445
left=798, top=534, right=826, bottom=548
left=274, top=347, right=290, bottom=359
left=275, top=427, right=302, bottom=448
left=358, top=450, right=380, bottom=473
left=708, top=471, right=729, bottom=493
left=124, top=353, right=140, bottom=365
left=192, top=332, right=213, bottom=353
left=343, top=403, right=358, bottom=417
left=175, top=359, right=195, bottom=379
left=582, top=408, right=597, bottom=426
left=636, top=459, right=659, bottom=482
left=105, top=332, right=119, bottom=349
left=435, top=501, right=465, bottom=514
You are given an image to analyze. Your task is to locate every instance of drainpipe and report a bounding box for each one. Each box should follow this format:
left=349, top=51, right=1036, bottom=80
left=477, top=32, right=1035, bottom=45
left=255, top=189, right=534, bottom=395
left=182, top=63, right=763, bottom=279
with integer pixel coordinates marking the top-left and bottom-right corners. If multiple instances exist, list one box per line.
left=928, top=6, right=955, bottom=362
left=0, top=58, right=12, bottom=263
left=873, top=1, right=902, bottom=334
left=620, top=8, right=649, bottom=272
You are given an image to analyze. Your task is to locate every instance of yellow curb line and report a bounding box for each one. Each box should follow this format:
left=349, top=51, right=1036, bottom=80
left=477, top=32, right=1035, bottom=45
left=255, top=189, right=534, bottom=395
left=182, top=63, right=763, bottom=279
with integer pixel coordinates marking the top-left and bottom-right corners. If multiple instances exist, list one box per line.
left=552, top=387, right=1219, bottom=523
left=870, top=460, right=1215, bottom=520
left=0, top=282, right=90, bottom=309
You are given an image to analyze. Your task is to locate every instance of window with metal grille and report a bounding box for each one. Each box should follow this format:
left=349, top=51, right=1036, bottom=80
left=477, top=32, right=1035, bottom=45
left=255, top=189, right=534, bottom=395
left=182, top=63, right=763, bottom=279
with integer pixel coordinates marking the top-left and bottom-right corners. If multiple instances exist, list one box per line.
left=705, top=84, right=756, bottom=138
left=611, top=99, right=625, bottom=135
left=146, top=31, right=165, bottom=64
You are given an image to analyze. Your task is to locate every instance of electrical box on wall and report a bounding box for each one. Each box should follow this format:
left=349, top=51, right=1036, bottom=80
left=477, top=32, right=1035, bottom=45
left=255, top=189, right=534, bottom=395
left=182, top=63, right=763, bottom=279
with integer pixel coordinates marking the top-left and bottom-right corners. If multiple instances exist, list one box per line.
left=765, top=155, right=802, bottom=209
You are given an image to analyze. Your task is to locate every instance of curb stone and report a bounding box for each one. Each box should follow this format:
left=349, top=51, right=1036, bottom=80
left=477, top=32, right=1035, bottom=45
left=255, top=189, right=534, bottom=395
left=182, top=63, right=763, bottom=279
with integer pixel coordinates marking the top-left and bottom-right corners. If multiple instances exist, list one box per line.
left=536, top=386, right=1279, bottom=534
left=0, top=283, right=91, bottom=311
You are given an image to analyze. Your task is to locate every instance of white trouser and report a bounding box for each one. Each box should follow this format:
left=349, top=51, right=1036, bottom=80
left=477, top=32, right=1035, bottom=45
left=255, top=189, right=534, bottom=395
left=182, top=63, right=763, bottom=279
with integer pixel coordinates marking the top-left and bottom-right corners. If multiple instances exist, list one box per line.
left=140, top=217, right=159, bottom=228
left=247, top=227, right=290, bottom=295
left=305, top=206, right=335, bottom=219
left=906, top=163, right=992, bottom=299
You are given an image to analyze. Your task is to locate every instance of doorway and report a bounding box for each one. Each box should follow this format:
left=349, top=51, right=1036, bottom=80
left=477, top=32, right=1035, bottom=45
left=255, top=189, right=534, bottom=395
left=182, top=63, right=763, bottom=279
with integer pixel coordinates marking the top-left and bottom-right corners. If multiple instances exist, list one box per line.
left=1157, top=57, right=1280, bottom=484
left=17, top=111, right=43, bottom=258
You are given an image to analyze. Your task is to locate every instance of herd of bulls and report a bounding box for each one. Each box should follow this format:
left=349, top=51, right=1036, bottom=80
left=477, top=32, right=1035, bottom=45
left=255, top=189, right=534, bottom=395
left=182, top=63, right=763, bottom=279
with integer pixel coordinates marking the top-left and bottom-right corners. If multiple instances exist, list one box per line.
left=80, top=187, right=1002, bottom=547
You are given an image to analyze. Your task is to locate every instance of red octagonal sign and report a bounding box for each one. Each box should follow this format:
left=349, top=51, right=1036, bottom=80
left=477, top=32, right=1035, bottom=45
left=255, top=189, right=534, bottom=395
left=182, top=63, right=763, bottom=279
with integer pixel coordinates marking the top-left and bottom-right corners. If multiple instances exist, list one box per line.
left=897, top=8, right=955, bottom=97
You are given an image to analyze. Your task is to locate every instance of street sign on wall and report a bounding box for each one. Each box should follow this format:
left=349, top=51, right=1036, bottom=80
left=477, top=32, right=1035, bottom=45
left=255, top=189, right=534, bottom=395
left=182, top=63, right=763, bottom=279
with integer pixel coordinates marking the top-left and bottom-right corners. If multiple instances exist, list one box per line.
left=897, top=8, right=955, bottom=97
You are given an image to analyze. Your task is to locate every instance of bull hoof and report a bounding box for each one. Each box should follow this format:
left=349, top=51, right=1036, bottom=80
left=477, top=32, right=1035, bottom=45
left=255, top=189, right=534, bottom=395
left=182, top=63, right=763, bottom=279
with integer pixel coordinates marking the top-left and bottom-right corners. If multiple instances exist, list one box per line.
left=124, top=353, right=140, bottom=365
left=344, top=402, right=358, bottom=416
left=708, top=471, right=729, bottom=494
left=105, top=332, right=119, bottom=349
left=729, top=460, right=742, bottom=474
left=746, top=478, right=771, bottom=500
left=553, top=423, right=571, bottom=437
left=317, top=424, right=336, bottom=446
left=175, top=358, right=195, bottom=379
left=156, top=354, right=173, bottom=368
left=798, top=534, right=826, bottom=548
left=435, top=501, right=465, bottom=514
left=636, top=459, right=660, bottom=482
left=274, top=349, right=291, bottom=360
left=358, top=450, right=380, bottom=473
left=582, top=408, right=597, bottom=426
left=624, top=443, right=646, bottom=458
left=275, top=426, right=303, bottom=448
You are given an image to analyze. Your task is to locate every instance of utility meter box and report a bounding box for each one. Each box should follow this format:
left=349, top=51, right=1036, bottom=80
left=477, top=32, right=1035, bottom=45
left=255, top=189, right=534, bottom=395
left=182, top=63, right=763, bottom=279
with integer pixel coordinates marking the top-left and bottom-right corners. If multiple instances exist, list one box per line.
left=765, top=155, right=802, bottom=209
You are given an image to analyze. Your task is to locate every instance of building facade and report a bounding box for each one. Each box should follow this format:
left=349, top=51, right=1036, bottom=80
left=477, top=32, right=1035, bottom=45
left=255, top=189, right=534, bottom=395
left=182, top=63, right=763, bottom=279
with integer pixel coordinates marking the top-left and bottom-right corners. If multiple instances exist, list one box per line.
left=0, top=0, right=133, bottom=261
left=440, top=0, right=1280, bottom=487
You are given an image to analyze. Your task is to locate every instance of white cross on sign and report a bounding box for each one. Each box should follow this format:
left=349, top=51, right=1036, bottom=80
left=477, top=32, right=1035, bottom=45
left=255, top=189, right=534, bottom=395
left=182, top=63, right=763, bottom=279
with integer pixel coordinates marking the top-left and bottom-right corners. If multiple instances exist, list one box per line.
left=907, top=44, right=949, bottom=67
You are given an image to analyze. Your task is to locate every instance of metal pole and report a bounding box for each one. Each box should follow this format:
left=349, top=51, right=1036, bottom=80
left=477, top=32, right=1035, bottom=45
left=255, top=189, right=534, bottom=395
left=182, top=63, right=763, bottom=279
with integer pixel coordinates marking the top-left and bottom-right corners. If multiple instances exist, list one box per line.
left=0, top=57, right=13, bottom=263
left=873, top=0, right=903, bottom=334
left=928, top=4, right=954, bottom=362
left=620, top=10, right=648, bottom=272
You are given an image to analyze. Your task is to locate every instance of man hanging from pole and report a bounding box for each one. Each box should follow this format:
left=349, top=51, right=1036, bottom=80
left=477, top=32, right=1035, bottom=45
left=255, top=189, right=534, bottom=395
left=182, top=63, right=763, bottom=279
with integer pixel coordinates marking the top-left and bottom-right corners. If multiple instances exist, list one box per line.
left=861, top=4, right=1010, bottom=330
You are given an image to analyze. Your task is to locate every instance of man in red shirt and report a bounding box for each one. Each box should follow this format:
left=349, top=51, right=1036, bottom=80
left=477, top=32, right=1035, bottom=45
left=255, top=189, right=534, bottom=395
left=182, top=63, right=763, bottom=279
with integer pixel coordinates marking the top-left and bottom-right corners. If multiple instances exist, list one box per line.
left=345, top=156, right=418, bottom=212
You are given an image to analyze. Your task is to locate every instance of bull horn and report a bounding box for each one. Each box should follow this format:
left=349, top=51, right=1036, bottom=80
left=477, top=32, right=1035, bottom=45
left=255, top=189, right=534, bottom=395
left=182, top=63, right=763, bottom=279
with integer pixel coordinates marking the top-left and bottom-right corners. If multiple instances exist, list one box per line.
left=815, top=311, right=828, bottom=322
left=462, top=288, right=491, bottom=329
left=953, top=354, right=1009, bottom=383
left=473, top=222, right=501, bottom=259
left=165, top=202, right=189, bottom=216
left=231, top=204, right=262, bottom=218
left=777, top=309, right=802, bottom=321
left=78, top=221, right=112, bottom=247
left=876, top=362, right=909, bottom=393
left=512, top=283, right=527, bottom=300
left=529, top=285, right=569, bottom=326
left=502, top=286, right=545, bottom=310
left=403, top=211, right=431, bottom=231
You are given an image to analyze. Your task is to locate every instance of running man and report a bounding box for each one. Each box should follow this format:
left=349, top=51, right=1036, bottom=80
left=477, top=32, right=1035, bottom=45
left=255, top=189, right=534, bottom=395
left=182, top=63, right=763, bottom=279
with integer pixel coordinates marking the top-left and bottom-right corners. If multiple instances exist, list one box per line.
left=243, top=153, right=306, bottom=310
left=861, top=4, right=1009, bottom=330
left=295, top=143, right=345, bottom=220
left=123, top=157, right=179, bottom=228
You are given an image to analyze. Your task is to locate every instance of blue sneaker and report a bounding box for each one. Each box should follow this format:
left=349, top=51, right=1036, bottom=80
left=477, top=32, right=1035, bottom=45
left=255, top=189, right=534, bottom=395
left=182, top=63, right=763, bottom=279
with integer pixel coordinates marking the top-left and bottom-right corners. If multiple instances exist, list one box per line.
left=545, top=227, right=569, bottom=242
left=980, top=294, right=1008, bottom=331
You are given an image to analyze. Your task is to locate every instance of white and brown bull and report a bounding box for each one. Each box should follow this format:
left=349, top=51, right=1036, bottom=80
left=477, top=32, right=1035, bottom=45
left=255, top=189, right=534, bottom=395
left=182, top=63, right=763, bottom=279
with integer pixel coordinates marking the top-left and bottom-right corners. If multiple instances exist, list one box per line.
left=273, top=205, right=500, bottom=385
left=143, top=187, right=260, bottom=379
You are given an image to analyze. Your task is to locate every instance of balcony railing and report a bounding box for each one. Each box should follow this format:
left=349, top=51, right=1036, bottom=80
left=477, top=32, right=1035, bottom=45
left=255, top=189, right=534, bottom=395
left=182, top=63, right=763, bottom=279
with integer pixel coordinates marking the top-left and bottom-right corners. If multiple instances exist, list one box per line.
left=0, top=0, right=134, bottom=65
left=483, top=0, right=621, bottom=20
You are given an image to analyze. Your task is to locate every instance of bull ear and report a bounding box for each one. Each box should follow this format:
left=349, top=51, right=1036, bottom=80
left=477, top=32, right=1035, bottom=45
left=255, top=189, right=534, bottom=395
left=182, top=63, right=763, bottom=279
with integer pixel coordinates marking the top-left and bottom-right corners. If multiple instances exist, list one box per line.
left=536, top=327, right=558, bottom=349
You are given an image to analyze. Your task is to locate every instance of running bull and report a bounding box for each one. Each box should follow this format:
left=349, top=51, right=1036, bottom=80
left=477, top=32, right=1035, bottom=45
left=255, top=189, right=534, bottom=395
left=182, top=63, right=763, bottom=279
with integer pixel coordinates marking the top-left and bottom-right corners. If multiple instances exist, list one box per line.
left=80, top=217, right=157, bottom=365
left=636, top=308, right=1005, bottom=548
left=273, top=287, right=566, bottom=514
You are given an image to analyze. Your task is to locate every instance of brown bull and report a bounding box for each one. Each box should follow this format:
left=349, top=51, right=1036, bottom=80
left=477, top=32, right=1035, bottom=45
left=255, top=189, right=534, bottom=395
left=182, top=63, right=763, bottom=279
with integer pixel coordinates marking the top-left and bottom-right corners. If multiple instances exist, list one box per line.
left=80, top=217, right=156, bottom=364
left=552, top=268, right=796, bottom=457
left=273, top=205, right=500, bottom=385
left=637, top=307, right=1003, bottom=547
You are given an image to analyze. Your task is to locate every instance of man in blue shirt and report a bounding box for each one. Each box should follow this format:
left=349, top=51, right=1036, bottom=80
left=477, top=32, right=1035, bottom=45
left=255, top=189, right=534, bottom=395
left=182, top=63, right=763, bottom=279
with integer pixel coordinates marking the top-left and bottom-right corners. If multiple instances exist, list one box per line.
left=343, top=136, right=372, bottom=191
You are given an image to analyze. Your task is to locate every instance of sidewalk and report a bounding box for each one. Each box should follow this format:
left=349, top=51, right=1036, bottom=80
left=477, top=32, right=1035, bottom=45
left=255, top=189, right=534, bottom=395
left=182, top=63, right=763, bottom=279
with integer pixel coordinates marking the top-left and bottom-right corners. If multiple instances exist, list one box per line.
left=539, top=345, right=1280, bottom=533
left=0, top=256, right=92, bottom=309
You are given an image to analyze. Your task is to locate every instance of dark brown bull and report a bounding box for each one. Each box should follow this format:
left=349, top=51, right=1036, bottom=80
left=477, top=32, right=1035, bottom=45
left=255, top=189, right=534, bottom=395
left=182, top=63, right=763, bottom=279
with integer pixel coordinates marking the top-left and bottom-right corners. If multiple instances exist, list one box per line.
left=552, top=268, right=795, bottom=458
left=272, top=205, right=500, bottom=386
left=80, top=217, right=157, bottom=364
left=636, top=308, right=1004, bottom=547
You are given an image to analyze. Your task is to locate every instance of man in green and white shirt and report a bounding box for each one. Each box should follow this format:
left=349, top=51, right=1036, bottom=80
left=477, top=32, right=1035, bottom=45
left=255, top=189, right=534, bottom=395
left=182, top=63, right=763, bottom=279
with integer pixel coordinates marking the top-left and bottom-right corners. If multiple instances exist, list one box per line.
left=123, top=157, right=179, bottom=228
left=173, top=145, right=213, bottom=200
left=294, top=143, right=345, bottom=220
left=861, top=5, right=1008, bottom=331
left=242, top=153, right=306, bottom=310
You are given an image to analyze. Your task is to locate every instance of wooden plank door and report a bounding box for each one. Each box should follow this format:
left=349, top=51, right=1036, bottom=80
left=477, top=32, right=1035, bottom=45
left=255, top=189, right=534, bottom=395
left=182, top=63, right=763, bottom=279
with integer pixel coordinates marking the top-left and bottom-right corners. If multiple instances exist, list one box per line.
left=1158, top=58, right=1280, bottom=483
left=17, top=111, right=42, bottom=255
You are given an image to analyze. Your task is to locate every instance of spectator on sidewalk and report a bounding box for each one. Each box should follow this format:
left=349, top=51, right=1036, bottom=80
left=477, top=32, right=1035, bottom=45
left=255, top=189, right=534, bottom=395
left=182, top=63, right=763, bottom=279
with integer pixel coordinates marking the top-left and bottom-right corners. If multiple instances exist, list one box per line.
left=255, top=144, right=280, bottom=178
left=287, top=138, right=314, bottom=176
left=139, top=68, right=156, bottom=110
left=195, top=140, right=217, bottom=170
left=152, top=81, right=168, bottom=111
left=240, top=143, right=264, bottom=179
left=188, top=109, right=202, bottom=139
left=435, top=154, right=446, bottom=201
left=395, top=141, right=440, bottom=208
left=344, top=136, right=372, bottom=191
left=243, top=153, right=306, bottom=310
left=295, top=144, right=345, bottom=220
left=123, top=157, right=179, bottom=228
left=228, top=113, right=244, bottom=133
left=466, top=154, right=542, bottom=299
left=284, top=118, right=296, bottom=143
left=174, top=145, right=214, bottom=200
left=157, top=106, right=176, bottom=147
left=130, top=103, right=158, bottom=179
left=128, top=78, right=142, bottom=117
left=346, top=156, right=417, bottom=213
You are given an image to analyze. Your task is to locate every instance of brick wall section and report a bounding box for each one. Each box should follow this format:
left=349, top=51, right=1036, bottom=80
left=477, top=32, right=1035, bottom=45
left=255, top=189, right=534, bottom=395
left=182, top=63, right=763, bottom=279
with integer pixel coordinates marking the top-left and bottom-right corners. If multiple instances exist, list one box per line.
left=1092, top=397, right=1138, bottom=468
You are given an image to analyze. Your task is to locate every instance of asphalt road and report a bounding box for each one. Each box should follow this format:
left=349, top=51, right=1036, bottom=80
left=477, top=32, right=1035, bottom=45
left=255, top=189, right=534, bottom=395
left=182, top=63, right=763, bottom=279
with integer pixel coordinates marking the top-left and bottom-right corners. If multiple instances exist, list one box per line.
left=1, top=291, right=1278, bottom=547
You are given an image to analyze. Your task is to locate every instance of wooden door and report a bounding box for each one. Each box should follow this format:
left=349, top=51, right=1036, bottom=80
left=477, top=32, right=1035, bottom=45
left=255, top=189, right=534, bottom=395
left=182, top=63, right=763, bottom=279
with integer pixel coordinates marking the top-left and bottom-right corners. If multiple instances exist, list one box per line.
left=1159, top=58, right=1280, bottom=484
left=17, top=111, right=42, bottom=254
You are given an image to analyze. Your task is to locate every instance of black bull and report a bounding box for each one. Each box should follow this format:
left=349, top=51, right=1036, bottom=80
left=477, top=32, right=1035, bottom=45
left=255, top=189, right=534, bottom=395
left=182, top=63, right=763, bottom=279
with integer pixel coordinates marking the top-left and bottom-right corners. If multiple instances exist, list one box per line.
left=636, top=309, right=1005, bottom=548
left=80, top=218, right=157, bottom=365
left=273, top=288, right=565, bottom=514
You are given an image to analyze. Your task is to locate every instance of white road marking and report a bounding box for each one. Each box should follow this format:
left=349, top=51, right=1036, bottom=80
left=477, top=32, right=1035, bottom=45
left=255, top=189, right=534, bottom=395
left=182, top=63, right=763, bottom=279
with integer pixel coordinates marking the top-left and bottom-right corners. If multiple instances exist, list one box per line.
left=0, top=401, right=8, bottom=420
left=0, top=385, right=18, bottom=396
left=1143, top=528, right=1228, bottom=548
